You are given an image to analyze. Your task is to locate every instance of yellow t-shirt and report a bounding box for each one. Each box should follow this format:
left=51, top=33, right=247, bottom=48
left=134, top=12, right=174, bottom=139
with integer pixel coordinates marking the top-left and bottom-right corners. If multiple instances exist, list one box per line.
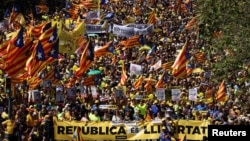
left=64, top=111, right=72, bottom=120
left=2, top=120, right=15, bottom=134
left=26, top=114, right=39, bottom=127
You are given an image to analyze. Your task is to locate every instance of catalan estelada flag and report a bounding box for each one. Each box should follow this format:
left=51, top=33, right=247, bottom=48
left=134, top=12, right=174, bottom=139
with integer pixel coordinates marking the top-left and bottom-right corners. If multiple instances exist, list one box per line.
left=161, top=61, right=174, bottom=71
left=120, top=35, right=144, bottom=49
left=147, top=11, right=156, bottom=25
left=133, top=75, right=143, bottom=90
left=74, top=40, right=95, bottom=78
left=216, top=80, right=227, bottom=103
left=172, top=41, right=193, bottom=78
left=28, top=76, right=42, bottom=90
left=94, top=41, right=114, bottom=57
left=3, top=27, right=27, bottom=64
left=185, top=15, right=200, bottom=30
left=120, top=62, right=127, bottom=86
left=82, top=74, right=101, bottom=86
left=155, top=73, right=167, bottom=88
left=81, top=0, right=100, bottom=10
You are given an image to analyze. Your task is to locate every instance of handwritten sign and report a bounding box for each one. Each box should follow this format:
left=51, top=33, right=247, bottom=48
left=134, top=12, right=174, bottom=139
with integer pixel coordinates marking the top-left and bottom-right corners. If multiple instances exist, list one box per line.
left=188, top=88, right=198, bottom=101
left=67, top=88, right=76, bottom=99
left=171, top=89, right=181, bottom=101
left=56, top=91, right=64, bottom=104
left=156, top=88, right=165, bottom=100
left=115, top=89, right=124, bottom=99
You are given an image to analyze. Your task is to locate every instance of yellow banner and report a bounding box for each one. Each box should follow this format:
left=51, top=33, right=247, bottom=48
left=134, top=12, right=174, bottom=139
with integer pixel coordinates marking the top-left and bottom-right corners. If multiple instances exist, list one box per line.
left=54, top=120, right=209, bottom=140
left=173, top=120, right=209, bottom=140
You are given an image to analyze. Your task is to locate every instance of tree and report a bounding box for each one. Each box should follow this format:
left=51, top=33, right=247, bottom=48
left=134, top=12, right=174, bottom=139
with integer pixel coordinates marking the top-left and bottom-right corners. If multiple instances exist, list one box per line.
left=196, top=0, right=250, bottom=80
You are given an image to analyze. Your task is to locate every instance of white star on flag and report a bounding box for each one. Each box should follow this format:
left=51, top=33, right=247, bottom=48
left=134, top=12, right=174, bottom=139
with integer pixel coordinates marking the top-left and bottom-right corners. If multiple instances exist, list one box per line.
left=37, top=52, right=43, bottom=59
left=50, top=49, right=55, bottom=55
left=17, top=39, right=20, bottom=44
left=49, top=35, right=54, bottom=41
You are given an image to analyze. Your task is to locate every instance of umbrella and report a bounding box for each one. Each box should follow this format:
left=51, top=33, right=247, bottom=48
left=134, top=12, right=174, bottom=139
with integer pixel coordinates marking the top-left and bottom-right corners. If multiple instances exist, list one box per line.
left=87, top=70, right=102, bottom=75
left=139, top=45, right=151, bottom=51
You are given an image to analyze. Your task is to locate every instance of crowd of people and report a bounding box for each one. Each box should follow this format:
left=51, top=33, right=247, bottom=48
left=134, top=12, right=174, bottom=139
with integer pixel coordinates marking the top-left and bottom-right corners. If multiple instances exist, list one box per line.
left=0, top=0, right=250, bottom=141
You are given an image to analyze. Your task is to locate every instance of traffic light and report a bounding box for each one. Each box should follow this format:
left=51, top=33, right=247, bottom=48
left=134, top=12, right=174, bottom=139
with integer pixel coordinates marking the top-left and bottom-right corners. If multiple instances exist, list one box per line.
left=5, top=77, right=11, bottom=95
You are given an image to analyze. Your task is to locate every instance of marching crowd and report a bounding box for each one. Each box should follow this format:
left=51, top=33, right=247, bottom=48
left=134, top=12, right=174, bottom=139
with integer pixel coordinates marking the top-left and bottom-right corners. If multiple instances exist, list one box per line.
left=0, top=0, right=250, bottom=141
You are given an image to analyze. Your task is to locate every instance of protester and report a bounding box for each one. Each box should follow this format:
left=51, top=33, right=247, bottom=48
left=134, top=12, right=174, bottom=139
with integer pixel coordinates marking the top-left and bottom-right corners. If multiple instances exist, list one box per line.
left=0, top=0, right=250, bottom=141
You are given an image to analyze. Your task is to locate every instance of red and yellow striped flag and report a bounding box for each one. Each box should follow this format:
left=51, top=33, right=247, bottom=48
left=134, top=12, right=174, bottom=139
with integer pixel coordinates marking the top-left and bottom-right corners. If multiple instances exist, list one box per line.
left=155, top=74, right=165, bottom=88
left=133, top=75, right=143, bottom=90
left=4, top=50, right=30, bottom=77
left=216, top=80, right=227, bottom=103
left=144, top=81, right=152, bottom=92
left=120, top=62, right=127, bottom=86
left=65, top=77, right=77, bottom=88
left=81, top=0, right=100, bottom=10
left=120, top=35, right=141, bottom=49
left=194, top=51, right=206, bottom=63
left=185, top=15, right=200, bottom=29
left=82, top=75, right=96, bottom=86
left=3, top=37, right=33, bottom=64
left=94, top=41, right=113, bottom=57
left=28, top=76, right=42, bottom=90
left=172, top=41, right=193, bottom=78
left=38, top=25, right=56, bottom=46
left=28, top=22, right=49, bottom=38
left=161, top=61, right=174, bottom=71
left=43, top=69, right=60, bottom=85
left=147, top=11, right=156, bottom=25
left=74, top=40, right=94, bottom=78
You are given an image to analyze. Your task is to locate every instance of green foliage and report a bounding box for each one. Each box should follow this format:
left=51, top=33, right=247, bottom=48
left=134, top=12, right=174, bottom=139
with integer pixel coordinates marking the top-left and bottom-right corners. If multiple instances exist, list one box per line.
left=197, top=0, right=250, bottom=79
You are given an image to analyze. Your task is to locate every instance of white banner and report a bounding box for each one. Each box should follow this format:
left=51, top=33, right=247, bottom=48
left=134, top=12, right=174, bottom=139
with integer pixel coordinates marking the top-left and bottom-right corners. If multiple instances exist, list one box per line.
left=156, top=88, right=165, bottom=100
left=112, top=24, right=135, bottom=37
left=171, top=89, right=181, bottom=101
left=126, top=24, right=148, bottom=29
left=113, top=24, right=154, bottom=37
left=188, top=88, right=198, bottom=101
left=86, top=11, right=100, bottom=19
left=130, top=63, right=142, bottom=75
left=126, top=24, right=154, bottom=35
left=85, top=24, right=109, bottom=33
left=150, top=60, right=162, bottom=71
left=134, top=24, right=154, bottom=35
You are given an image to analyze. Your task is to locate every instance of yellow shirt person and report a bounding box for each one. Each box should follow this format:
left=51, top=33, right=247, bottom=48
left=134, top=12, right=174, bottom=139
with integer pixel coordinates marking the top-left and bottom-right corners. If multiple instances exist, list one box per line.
left=2, top=118, right=15, bottom=135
